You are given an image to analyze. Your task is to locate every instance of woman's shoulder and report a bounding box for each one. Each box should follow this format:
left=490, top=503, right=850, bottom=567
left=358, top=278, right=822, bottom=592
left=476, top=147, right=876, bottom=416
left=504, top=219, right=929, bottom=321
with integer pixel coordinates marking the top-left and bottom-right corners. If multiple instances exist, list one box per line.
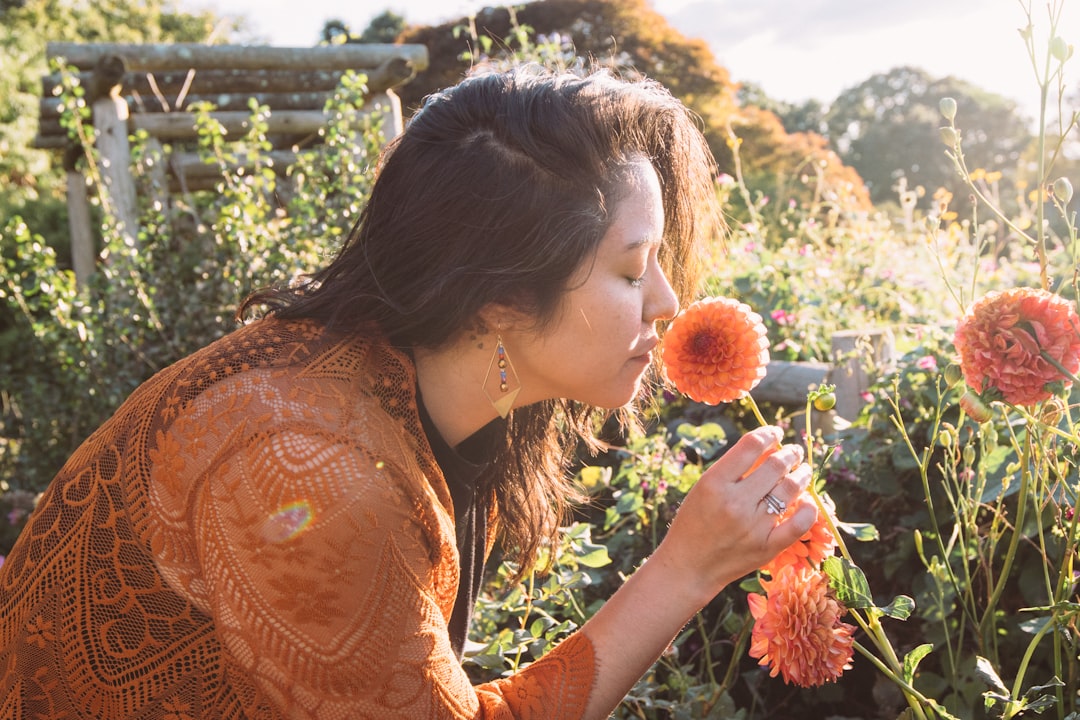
left=175, top=316, right=409, bottom=385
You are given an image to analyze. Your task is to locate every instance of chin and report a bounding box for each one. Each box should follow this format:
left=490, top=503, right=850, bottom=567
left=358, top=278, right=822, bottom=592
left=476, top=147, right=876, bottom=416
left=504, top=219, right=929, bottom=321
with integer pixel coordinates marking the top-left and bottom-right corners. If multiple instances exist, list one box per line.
left=594, top=384, right=644, bottom=410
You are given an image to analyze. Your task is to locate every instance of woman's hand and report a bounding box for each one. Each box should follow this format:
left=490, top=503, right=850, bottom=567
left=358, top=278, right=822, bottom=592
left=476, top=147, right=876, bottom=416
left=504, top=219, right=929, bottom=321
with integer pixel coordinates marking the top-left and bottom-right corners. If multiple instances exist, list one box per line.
left=650, top=425, right=817, bottom=607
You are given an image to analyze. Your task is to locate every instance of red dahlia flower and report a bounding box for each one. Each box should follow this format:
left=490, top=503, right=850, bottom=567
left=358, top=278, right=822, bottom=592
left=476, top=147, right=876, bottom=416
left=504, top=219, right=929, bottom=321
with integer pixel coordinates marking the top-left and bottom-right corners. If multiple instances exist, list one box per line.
left=748, top=563, right=856, bottom=687
left=662, top=297, right=770, bottom=404
left=954, top=288, right=1080, bottom=406
left=760, top=494, right=838, bottom=577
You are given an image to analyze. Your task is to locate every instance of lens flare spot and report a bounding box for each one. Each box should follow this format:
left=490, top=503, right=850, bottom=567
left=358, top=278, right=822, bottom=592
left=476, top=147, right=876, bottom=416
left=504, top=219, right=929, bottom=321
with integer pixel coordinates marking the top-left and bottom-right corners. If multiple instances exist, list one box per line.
left=262, top=500, right=314, bottom=543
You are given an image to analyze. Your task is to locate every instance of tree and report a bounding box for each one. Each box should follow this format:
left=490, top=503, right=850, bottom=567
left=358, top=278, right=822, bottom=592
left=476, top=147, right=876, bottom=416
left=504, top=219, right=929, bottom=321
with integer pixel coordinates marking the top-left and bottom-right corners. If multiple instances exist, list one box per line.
left=824, top=66, right=1033, bottom=210
left=737, top=83, right=827, bottom=137
left=397, top=0, right=872, bottom=219
left=358, top=10, right=406, bottom=44
left=0, top=0, right=228, bottom=252
left=320, top=10, right=406, bottom=46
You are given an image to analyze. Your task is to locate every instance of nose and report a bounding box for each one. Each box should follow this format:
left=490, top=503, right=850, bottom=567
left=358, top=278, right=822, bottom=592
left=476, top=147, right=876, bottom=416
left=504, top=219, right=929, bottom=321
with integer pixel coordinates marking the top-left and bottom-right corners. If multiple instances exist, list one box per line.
left=647, top=268, right=679, bottom=323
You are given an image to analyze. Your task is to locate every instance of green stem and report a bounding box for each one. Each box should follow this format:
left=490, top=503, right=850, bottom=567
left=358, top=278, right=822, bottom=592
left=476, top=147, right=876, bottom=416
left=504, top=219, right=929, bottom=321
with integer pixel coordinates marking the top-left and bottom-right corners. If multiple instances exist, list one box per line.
left=745, top=394, right=768, bottom=428
left=719, top=614, right=753, bottom=692
left=852, top=640, right=931, bottom=720
left=979, top=433, right=1033, bottom=650
left=1006, top=615, right=1054, bottom=719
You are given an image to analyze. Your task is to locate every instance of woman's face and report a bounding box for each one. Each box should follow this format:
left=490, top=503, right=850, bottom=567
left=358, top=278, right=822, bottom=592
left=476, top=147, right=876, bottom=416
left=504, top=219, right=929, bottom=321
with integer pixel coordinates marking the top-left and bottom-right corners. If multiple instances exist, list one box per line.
left=507, top=158, right=679, bottom=409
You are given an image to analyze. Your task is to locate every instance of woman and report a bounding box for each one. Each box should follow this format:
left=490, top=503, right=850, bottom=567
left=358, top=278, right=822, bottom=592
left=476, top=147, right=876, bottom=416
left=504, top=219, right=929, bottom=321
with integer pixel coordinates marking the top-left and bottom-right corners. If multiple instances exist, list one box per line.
left=0, top=65, right=814, bottom=718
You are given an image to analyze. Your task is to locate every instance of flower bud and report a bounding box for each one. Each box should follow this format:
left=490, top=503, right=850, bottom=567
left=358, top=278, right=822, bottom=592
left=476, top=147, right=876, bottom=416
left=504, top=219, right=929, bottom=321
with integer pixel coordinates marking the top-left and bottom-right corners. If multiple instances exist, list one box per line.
left=1050, top=36, right=1072, bottom=62
left=938, top=422, right=957, bottom=449
left=939, top=126, right=959, bottom=148
left=813, top=392, right=837, bottom=412
left=962, top=443, right=977, bottom=467
left=939, top=97, right=957, bottom=122
left=1039, top=396, right=1066, bottom=427
left=959, top=389, right=993, bottom=423
left=1053, top=177, right=1073, bottom=204
left=943, top=363, right=964, bottom=388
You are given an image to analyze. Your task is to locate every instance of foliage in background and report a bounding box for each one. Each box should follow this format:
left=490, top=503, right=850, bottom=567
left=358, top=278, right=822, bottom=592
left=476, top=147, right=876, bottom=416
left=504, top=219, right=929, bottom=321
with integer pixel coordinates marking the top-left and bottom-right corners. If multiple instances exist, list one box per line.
left=396, top=0, right=873, bottom=218
left=0, top=0, right=230, bottom=252
left=0, top=68, right=383, bottom=489
left=824, top=66, right=1033, bottom=213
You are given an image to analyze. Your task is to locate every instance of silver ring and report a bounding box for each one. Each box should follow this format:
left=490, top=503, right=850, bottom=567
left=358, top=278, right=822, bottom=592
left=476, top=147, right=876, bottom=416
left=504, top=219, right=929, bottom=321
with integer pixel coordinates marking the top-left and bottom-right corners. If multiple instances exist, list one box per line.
left=763, top=492, right=786, bottom=515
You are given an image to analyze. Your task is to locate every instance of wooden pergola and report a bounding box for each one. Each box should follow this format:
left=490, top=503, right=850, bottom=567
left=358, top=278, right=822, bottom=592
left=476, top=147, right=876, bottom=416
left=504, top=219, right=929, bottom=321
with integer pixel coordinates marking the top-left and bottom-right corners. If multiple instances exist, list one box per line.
left=35, top=41, right=428, bottom=287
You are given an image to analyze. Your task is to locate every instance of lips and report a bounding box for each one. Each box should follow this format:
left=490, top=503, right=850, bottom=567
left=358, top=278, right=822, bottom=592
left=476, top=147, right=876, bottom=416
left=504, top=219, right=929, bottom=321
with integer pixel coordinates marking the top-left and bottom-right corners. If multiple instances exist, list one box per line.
left=631, top=337, right=659, bottom=362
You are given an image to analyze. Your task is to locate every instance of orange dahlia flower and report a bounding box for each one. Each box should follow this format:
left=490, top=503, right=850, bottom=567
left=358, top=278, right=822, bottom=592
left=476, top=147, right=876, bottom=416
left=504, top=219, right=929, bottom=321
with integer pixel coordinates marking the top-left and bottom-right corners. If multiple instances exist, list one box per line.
left=954, top=288, right=1080, bottom=406
left=748, top=564, right=855, bottom=687
left=760, top=493, right=838, bottom=577
left=662, top=297, right=770, bottom=404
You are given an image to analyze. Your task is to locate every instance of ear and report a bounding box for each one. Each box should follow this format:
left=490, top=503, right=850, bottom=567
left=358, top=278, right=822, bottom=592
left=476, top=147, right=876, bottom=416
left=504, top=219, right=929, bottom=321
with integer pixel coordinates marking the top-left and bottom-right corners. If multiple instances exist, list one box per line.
left=475, top=302, right=532, bottom=336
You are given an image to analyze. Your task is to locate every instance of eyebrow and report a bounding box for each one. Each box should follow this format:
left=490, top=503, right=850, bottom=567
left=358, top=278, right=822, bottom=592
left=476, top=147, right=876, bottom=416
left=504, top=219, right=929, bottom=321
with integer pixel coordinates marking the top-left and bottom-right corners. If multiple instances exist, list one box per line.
left=623, top=236, right=662, bottom=251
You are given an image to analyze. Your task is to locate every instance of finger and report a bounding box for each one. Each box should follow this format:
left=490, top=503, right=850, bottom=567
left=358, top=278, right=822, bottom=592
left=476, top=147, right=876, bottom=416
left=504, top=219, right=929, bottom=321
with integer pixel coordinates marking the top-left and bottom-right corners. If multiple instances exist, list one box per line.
left=740, top=443, right=806, bottom=504
left=767, top=494, right=818, bottom=547
left=759, top=462, right=812, bottom=510
left=715, top=425, right=784, bottom=480
left=750, top=443, right=805, bottom=479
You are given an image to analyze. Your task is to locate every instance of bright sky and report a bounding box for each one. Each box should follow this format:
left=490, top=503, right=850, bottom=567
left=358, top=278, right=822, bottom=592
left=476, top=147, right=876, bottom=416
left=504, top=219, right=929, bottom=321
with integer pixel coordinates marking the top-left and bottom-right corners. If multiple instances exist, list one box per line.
left=185, top=0, right=1073, bottom=123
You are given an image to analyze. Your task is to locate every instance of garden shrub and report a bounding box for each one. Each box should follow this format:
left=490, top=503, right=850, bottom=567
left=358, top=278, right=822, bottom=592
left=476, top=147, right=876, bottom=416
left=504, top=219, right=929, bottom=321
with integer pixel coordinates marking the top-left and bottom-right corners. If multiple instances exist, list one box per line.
left=0, top=68, right=384, bottom=501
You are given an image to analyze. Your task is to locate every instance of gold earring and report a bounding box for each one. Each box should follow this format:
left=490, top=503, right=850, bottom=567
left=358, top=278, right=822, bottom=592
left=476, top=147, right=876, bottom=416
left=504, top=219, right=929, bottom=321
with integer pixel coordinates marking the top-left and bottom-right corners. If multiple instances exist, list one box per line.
left=483, top=334, right=521, bottom=418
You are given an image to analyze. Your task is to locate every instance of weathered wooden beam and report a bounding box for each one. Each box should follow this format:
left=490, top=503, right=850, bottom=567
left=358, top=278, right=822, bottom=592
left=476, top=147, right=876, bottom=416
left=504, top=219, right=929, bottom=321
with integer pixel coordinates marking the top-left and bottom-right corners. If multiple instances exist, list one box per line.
left=42, top=91, right=336, bottom=121
left=130, top=110, right=326, bottom=139
left=751, top=360, right=832, bottom=406
left=46, top=42, right=429, bottom=73
left=167, top=149, right=299, bottom=180
left=32, top=134, right=68, bottom=149
left=41, top=55, right=416, bottom=100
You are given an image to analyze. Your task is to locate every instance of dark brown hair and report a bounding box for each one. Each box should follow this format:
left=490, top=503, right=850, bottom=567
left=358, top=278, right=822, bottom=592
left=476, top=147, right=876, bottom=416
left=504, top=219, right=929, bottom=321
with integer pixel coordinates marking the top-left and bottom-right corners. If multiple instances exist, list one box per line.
left=240, top=64, right=721, bottom=571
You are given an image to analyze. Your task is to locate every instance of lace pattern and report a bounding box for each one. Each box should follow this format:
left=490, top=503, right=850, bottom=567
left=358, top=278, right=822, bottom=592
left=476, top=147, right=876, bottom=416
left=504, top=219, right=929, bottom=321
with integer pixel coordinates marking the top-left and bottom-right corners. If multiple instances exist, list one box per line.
left=0, top=318, right=595, bottom=719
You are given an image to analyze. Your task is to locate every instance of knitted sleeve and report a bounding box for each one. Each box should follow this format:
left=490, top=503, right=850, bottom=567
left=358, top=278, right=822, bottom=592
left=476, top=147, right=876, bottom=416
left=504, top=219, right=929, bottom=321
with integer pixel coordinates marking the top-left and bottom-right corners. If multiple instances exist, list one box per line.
left=149, top=362, right=596, bottom=719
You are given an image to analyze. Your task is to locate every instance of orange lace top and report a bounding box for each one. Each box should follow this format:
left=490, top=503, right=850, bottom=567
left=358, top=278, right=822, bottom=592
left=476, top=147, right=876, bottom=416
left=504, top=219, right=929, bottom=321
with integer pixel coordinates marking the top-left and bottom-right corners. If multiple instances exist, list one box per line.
left=0, top=318, right=596, bottom=719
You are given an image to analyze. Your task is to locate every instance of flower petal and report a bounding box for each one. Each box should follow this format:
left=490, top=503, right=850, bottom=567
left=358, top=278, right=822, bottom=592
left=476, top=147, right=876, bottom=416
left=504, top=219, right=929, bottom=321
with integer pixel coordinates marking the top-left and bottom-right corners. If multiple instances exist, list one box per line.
left=662, top=297, right=770, bottom=404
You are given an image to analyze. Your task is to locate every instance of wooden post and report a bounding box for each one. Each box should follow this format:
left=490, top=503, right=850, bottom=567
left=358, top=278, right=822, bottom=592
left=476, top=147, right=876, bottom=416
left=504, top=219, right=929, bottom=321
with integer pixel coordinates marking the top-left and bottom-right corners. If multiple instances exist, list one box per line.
left=364, top=90, right=403, bottom=139
left=93, top=93, right=139, bottom=247
left=87, top=55, right=139, bottom=249
left=66, top=168, right=95, bottom=287
left=830, top=329, right=895, bottom=421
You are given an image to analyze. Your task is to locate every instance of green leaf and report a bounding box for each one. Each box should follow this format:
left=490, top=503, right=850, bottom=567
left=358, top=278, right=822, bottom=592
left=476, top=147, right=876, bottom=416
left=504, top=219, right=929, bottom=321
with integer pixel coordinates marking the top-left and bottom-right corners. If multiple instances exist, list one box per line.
left=575, top=541, right=612, bottom=569
left=882, top=594, right=915, bottom=620
left=739, top=576, right=764, bottom=594
left=837, top=521, right=879, bottom=541
left=975, top=655, right=1009, bottom=695
left=901, top=643, right=933, bottom=684
left=529, top=617, right=552, bottom=638
left=822, top=556, right=874, bottom=609
left=1019, top=676, right=1064, bottom=713
left=467, top=653, right=507, bottom=670
left=674, top=421, right=729, bottom=459
left=614, top=490, right=644, bottom=515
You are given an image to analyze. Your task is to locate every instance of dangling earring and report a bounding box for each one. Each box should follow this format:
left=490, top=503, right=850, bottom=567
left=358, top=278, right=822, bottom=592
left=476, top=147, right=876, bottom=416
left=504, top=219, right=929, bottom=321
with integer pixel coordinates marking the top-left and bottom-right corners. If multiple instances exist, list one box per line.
left=483, top=334, right=521, bottom=418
